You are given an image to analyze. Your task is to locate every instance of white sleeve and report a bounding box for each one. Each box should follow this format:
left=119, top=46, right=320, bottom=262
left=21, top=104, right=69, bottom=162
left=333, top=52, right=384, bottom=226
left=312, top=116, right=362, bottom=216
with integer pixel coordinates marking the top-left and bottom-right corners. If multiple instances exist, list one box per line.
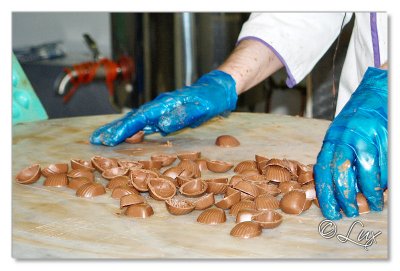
left=238, top=12, right=353, bottom=88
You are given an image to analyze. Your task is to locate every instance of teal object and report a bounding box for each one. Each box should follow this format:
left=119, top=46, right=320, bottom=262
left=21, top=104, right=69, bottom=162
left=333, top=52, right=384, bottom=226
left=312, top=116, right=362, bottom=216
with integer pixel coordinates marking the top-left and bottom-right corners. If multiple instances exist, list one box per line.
left=12, top=53, right=48, bottom=125
left=314, top=67, right=387, bottom=220
left=90, top=70, right=238, bottom=146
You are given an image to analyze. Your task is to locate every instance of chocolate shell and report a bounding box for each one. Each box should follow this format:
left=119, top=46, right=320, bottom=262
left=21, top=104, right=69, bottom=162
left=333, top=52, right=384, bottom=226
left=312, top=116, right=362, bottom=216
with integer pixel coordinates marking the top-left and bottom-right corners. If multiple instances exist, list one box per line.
left=125, top=203, right=154, bottom=218
left=130, top=169, right=158, bottom=192
left=254, top=194, right=280, bottom=211
left=255, top=154, right=269, bottom=163
left=178, top=159, right=201, bottom=178
left=191, top=193, right=215, bottom=210
left=195, top=159, right=208, bottom=171
left=148, top=178, right=176, bottom=201
left=162, top=166, right=186, bottom=179
left=230, top=221, right=262, bottom=238
left=206, top=160, right=234, bottom=173
left=101, top=167, right=129, bottom=180
left=215, top=188, right=241, bottom=209
left=117, top=160, right=143, bottom=170
left=67, top=169, right=94, bottom=182
left=233, top=181, right=260, bottom=198
left=138, top=160, right=163, bottom=170
left=279, top=190, right=307, bottom=215
left=197, top=208, right=226, bottom=224
left=234, top=160, right=258, bottom=174
left=205, top=180, right=228, bottom=195
left=91, top=156, right=118, bottom=173
left=301, top=182, right=316, bottom=200
left=215, top=135, right=240, bottom=147
left=111, top=185, right=139, bottom=199
left=298, top=171, right=314, bottom=184
left=251, top=211, right=283, bottom=229
left=179, top=179, right=208, bottom=197
left=125, top=130, right=145, bottom=144
left=236, top=209, right=263, bottom=223
left=68, top=177, right=92, bottom=190
left=70, top=159, right=95, bottom=172
left=151, top=153, right=177, bottom=167
left=229, top=200, right=256, bottom=216
left=106, top=176, right=130, bottom=190
left=177, top=151, right=201, bottom=161
left=15, top=164, right=41, bottom=184
left=41, top=163, right=69, bottom=177
left=165, top=198, right=195, bottom=215
left=43, top=173, right=68, bottom=187
left=76, top=183, right=106, bottom=198
left=120, top=194, right=146, bottom=208
left=262, top=165, right=292, bottom=183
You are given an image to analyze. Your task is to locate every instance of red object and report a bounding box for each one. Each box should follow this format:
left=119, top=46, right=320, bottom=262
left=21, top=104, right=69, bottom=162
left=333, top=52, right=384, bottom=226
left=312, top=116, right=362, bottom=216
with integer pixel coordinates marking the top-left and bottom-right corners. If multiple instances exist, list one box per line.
left=63, top=56, right=134, bottom=103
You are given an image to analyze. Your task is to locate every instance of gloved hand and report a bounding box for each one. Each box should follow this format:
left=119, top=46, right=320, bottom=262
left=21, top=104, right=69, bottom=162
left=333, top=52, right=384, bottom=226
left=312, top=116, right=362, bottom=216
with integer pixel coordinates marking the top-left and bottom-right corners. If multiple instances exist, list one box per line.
left=90, top=70, right=238, bottom=146
left=314, top=67, right=388, bottom=220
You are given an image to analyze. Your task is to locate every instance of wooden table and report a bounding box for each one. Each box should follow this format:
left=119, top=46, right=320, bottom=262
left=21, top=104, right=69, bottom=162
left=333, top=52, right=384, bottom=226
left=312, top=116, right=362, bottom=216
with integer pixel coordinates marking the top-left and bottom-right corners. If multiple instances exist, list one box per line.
left=12, top=113, right=388, bottom=259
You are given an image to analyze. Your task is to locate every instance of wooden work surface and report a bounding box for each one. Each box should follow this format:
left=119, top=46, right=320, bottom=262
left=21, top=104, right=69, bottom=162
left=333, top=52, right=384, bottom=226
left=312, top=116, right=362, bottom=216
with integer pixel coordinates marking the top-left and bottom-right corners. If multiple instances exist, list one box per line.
left=12, top=113, right=388, bottom=259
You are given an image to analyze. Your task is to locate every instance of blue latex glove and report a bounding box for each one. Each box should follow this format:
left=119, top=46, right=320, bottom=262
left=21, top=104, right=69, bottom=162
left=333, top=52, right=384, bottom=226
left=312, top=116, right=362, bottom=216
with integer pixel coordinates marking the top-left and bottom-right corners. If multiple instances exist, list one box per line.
left=314, top=67, right=388, bottom=220
left=90, top=70, right=238, bottom=146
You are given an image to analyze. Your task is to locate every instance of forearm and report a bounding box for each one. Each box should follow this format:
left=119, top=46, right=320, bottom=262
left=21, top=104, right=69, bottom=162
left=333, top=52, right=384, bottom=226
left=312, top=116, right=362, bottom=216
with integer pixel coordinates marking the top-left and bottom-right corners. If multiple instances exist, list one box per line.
left=217, top=39, right=284, bottom=95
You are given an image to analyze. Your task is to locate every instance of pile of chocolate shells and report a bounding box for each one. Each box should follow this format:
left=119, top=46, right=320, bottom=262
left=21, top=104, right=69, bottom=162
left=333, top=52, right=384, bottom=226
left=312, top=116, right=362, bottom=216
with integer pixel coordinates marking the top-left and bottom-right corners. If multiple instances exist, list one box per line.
left=15, top=134, right=383, bottom=239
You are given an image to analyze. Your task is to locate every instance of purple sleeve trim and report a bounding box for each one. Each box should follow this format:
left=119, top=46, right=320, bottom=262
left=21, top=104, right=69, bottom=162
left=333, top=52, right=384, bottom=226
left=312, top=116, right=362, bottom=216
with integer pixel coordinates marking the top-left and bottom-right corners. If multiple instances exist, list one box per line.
left=237, top=36, right=297, bottom=88
left=370, top=12, right=381, bottom=68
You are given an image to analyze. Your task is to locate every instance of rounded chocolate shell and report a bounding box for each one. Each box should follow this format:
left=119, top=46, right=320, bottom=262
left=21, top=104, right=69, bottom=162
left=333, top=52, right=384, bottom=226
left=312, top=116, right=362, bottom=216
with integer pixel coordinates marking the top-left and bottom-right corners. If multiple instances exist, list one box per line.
left=262, top=165, right=292, bottom=183
left=101, top=167, right=129, bottom=180
left=206, top=181, right=228, bottom=195
left=106, top=176, right=130, bottom=190
left=233, top=181, right=260, bottom=198
left=117, top=160, right=143, bottom=170
left=252, top=211, right=283, bottom=229
left=254, top=194, right=280, bottom=211
left=298, top=171, right=314, bottom=184
left=234, top=160, right=257, bottom=174
left=255, top=154, right=269, bottom=163
left=43, top=173, right=68, bottom=187
left=138, top=160, right=163, bottom=170
left=67, top=169, right=94, bottom=182
left=229, top=200, right=256, bottom=216
left=71, top=159, right=95, bottom=172
left=191, top=193, right=215, bottom=210
left=120, top=194, right=146, bottom=208
left=197, top=208, right=226, bottom=224
left=301, top=182, right=316, bottom=200
left=236, top=209, right=263, bottom=223
left=130, top=169, right=158, bottom=192
left=111, top=185, right=139, bottom=199
left=91, top=156, right=118, bottom=173
left=76, top=183, right=106, bottom=198
left=215, top=188, right=241, bottom=209
left=125, top=130, right=145, bottom=144
left=215, top=135, right=240, bottom=147
left=151, top=153, right=177, bottom=167
left=125, top=203, right=154, bottom=218
left=230, top=221, right=262, bottom=238
left=162, top=166, right=185, bottom=179
left=206, top=160, right=234, bottom=173
left=178, top=159, right=201, bottom=178
left=41, top=163, right=69, bottom=177
left=179, top=179, right=208, bottom=197
left=165, top=198, right=195, bottom=215
left=148, top=178, right=176, bottom=201
left=15, top=164, right=41, bottom=184
left=279, top=190, right=307, bottom=215
left=195, top=159, right=209, bottom=171
left=177, top=151, right=201, bottom=161
left=68, top=177, right=92, bottom=190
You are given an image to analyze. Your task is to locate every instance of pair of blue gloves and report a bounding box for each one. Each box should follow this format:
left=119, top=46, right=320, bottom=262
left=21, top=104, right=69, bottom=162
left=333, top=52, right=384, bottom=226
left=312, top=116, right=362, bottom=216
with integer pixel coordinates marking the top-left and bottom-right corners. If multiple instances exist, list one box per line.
left=90, top=67, right=387, bottom=220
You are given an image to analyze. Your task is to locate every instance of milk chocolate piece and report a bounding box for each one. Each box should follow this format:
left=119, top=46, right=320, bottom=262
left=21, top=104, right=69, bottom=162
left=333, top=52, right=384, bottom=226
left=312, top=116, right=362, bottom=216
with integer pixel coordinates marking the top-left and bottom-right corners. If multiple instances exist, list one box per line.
left=252, top=211, right=283, bottom=229
left=279, top=189, right=307, bottom=215
left=215, top=135, right=240, bottom=147
left=41, top=163, right=69, bottom=177
left=150, top=153, right=177, bottom=167
left=254, top=194, right=280, bottom=211
left=68, top=177, right=92, bottom=190
left=76, top=183, right=106, bottom=198
left=101, top=167, right=129, bottom=180
left=230, top=221, right=262, bottom=238
left=148, top=178, right=176, bottom=201
left=91, top=156, right=118, bottom=173
left=70, top=159, right=95, bottom=172
left=206, top=160, right=234, bottom=173
left=120, top=194, right=146, bottom=208
left=179, top=179, right=208, bottom=197
left=197, top=208, right=226, bottom=224
left=43, top=173, right=68, bottom=187
left=15, top=164, right=41, bottom=184
left=177, top=151, right=201, bottom=161
left=125, top=203, right=154, bottom=218
left=125, top=130, right=145, bottom=144
left=234, top=160, right=257, bottom=174
left=165, top=198, right=195, bottom=215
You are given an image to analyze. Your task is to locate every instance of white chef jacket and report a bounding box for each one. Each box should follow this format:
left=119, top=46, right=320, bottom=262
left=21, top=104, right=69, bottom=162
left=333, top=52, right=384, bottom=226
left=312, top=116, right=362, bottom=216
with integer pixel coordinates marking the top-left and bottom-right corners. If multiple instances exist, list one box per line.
left=237, top=12, right=387, bottom=115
